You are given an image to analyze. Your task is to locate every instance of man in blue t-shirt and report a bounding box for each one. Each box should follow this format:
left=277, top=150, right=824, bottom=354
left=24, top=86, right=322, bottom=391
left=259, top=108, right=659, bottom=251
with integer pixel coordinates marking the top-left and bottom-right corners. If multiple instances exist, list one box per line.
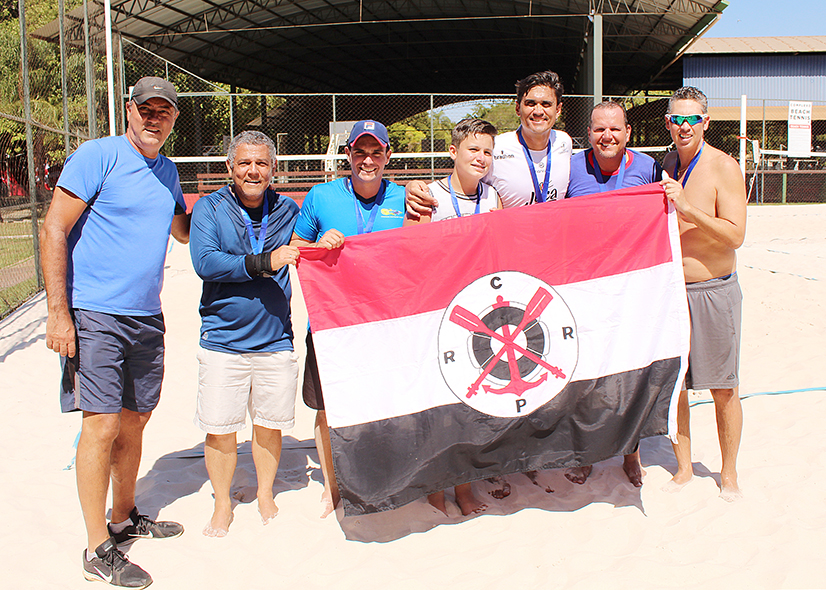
left=290, top=120, right=405, bottom=518
left=189, top=131, right=300, bottom=537
left=565, top=99, right=663, bottom=488
left=41, top=77, right=189, bottom=588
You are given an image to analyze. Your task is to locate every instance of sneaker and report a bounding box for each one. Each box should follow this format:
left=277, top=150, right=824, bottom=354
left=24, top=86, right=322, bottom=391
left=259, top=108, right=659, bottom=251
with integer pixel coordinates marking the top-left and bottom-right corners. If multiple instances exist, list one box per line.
left=108, top=507, right=184, bottom=545
left=82, top=537, right=152, bottom=588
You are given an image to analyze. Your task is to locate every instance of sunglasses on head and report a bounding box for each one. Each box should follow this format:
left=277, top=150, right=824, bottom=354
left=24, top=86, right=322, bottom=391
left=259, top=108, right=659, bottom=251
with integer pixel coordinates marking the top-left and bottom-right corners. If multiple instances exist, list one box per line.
left=665, top=114, right=707, bottom=126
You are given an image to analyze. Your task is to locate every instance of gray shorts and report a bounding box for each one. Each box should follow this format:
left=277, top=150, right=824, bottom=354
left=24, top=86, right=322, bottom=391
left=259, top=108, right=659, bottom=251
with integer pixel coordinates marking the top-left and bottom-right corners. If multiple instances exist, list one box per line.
left=60, top=310, right=165, bottom=414
left=684, top=273, right=742, bottom=391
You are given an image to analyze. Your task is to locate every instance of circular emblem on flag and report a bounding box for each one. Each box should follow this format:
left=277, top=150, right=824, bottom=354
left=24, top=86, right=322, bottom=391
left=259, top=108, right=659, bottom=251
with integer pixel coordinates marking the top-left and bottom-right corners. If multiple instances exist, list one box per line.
left=437, top=271, right=578, bottom=418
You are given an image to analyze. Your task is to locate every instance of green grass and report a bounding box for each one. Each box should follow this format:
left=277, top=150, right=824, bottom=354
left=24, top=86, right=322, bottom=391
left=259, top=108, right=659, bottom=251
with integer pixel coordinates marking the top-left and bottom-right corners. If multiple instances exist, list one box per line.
left=0, top=218, right=40, bottom=236
left=0, top=276, right=38, bottom=319
left=0, top=217, right=41, bottom=268
left=0, top=234, right=35, bottom=268
left=0, top=217, right=42, bottom=318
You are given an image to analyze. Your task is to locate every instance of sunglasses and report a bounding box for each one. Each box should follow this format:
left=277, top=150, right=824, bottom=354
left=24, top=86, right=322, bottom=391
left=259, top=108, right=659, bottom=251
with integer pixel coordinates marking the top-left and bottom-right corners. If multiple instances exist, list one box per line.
left=665, top=114, right=707, bottom=126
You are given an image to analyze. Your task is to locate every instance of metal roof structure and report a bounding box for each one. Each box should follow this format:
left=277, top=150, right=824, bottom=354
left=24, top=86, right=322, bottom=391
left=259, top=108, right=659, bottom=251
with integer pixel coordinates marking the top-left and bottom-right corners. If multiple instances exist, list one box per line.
left=681, top=36, right=826, bottom=118
left=33, top=0, right=727, bottom=96
left=685, top=36, right=826, bottom=55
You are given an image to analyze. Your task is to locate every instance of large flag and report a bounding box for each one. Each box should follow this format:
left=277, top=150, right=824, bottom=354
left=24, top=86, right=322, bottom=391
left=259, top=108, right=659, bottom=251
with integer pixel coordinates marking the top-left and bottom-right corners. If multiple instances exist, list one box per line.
left=296, top=184, right=689, bottom=516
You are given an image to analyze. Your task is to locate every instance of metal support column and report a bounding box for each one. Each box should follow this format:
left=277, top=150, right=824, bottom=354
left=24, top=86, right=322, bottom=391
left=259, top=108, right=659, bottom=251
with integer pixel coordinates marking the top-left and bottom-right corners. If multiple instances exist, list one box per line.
left=761, top=100, right=766, bottom=203
left=739, top=95, right=747, bottom=179
left=229, top=85, right=236, bottom=140
left=430, top=94, right=435, bottom=179
left=331, top=94, right=337, bottom=179
left=18, top=0, right=43, bottom=288
left=83, top=0, right=97, bottom=138
left=104, top=0, right=116, bottom=136
left=117, top=32, right=125, bottom=134
left=592, top=12, right=603, bottom=106
left=58, top=0, right=70, bottom=156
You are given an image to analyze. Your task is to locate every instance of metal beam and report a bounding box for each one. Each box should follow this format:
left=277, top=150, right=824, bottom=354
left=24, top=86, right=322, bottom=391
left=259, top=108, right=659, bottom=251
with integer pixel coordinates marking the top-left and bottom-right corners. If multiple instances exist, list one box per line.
left=18, top=0, right=44, bottom=288
left=592, top=11, right=603, bottom=105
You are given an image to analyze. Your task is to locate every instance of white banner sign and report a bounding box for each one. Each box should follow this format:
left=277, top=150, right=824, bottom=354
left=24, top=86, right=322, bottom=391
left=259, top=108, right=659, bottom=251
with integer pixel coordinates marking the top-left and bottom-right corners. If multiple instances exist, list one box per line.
left=788, top=101, right=812, bottom=157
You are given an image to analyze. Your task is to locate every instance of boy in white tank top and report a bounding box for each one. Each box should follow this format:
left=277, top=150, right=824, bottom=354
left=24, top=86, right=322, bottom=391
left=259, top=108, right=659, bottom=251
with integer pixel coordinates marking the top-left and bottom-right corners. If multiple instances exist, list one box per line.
left=404, top=118, right=501, bottom=516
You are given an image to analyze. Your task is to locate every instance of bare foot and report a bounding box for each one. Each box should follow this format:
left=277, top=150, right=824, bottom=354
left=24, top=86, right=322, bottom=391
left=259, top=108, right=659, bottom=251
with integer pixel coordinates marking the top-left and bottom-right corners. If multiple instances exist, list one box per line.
left=427, top=491, right=448, bottom=515
left=203, top=509, right=233, bottom=537
left=486, top=476, right=511, bottom=499
left=525, top=470, right=553, bottom=493
left=719, top=486, right=743, bottom=502
left=622, top=455, right=646, bottom=487
left=661, top=471, right=693, bottom=493
left=258, top=495, right=279, bottom=525
left=719, top=475, right=742, bottom=502
left=455, top=484, right=487, bottom=516
left=564, top=465, right=592, bottom=485
left=319, top=489, right=340, bottom=519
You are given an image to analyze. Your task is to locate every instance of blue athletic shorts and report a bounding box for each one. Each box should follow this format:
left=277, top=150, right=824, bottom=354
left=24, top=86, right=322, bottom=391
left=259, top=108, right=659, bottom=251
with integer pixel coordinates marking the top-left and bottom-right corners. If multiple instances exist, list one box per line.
left=60, top=310, right=165, bottom=414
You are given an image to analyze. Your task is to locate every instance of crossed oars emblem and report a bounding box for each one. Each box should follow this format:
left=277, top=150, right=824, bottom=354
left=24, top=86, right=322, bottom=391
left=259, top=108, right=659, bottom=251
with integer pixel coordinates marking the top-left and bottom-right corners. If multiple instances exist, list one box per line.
left=448, top=287, right=566, bottom=398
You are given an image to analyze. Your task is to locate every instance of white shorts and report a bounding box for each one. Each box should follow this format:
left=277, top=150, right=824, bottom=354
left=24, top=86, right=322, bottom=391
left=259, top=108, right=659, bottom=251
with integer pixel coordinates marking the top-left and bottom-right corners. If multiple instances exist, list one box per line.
left=195, top=347, right=299, bottom=434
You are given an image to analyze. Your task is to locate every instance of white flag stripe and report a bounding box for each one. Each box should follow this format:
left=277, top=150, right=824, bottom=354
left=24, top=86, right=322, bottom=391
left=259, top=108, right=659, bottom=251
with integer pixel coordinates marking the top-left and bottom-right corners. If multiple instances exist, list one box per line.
left=316, top=261, right=688, bottom=430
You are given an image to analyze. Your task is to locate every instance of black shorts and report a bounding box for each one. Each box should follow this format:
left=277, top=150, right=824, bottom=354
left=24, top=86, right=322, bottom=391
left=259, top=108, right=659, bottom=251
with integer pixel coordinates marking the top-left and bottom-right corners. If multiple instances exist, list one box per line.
left=302, top=332, right=325, bottom=410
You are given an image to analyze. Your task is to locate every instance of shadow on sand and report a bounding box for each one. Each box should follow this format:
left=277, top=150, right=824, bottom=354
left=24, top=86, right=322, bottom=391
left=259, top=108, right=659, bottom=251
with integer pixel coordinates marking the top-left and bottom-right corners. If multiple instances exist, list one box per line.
left=122, top=432, right=717, bottom=545
left=336, top=434, right=716, bottom=543
left=129, top=436, right=319, bottom=522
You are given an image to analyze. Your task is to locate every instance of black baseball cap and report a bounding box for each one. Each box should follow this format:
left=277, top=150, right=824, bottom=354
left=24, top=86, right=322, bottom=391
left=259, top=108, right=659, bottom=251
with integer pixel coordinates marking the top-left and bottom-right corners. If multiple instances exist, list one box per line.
left=129, top=77, right=178, bottom=109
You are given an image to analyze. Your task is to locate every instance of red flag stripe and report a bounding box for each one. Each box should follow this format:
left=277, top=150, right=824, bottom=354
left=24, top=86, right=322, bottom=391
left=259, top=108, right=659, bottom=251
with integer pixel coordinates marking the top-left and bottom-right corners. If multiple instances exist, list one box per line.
left=297, top=185, right=671, bottom=332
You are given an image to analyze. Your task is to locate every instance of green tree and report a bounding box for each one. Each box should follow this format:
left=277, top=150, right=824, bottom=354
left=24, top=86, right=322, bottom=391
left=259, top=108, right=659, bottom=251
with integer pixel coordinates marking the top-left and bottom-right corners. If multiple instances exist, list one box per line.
left=388, top=109, right=453, bottom=153
left=470, top=100, right=520, bottom=133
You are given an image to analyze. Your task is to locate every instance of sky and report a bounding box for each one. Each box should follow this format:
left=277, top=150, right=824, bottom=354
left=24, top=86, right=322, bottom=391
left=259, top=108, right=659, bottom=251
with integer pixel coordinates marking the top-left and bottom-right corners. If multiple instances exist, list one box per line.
left=705, top=0, right=825, bottom=37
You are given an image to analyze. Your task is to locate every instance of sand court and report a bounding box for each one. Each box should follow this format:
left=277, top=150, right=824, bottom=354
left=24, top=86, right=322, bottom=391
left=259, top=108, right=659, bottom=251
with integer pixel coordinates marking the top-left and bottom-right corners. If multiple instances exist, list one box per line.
left=1, top=203, right=824, bottom=590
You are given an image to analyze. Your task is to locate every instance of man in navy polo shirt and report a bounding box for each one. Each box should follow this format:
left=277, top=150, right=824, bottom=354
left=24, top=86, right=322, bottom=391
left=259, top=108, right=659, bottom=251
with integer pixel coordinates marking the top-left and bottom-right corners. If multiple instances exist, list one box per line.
left=189, top=131, right=300, bottom=537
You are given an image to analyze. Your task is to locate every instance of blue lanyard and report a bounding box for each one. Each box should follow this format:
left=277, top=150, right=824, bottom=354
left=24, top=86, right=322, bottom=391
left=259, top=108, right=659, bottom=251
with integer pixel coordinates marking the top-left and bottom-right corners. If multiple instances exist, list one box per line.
left=673, top=142, right=705, bottom=187
left=348, top=178, right=386, bottom=235
left=238, top=193, right=269, bottom=255
left=591, top=149, right=626, bottom=192
left=516, top=127, right=553, bottom=203
left=448, top=175, right=481, bottom=218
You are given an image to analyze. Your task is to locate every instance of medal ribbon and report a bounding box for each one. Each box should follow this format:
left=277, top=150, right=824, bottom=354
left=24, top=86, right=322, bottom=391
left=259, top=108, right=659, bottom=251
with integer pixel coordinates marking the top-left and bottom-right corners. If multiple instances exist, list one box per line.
left=238, top=193, right=269, bottom=255
left=349, top=178, right=386, bottom=235
left=591, top=149, right=627, bottom=192
left=516, top=127, right=553, bottom=203
left=673, top=141, right=705, bottom=187
left=448, top=174, right=482, bottom=218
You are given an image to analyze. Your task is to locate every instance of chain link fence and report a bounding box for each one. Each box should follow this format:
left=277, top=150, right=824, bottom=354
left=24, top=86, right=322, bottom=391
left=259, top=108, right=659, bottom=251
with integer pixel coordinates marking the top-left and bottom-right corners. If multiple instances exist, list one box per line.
left=3, top=7, right=825, bottom=318
left=1, top=0, right=105, bottom=318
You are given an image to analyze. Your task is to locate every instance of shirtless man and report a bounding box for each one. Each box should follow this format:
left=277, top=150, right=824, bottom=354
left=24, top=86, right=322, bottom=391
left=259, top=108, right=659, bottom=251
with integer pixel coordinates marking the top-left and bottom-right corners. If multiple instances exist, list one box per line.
left=660, top=86, right=747, bottom=501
